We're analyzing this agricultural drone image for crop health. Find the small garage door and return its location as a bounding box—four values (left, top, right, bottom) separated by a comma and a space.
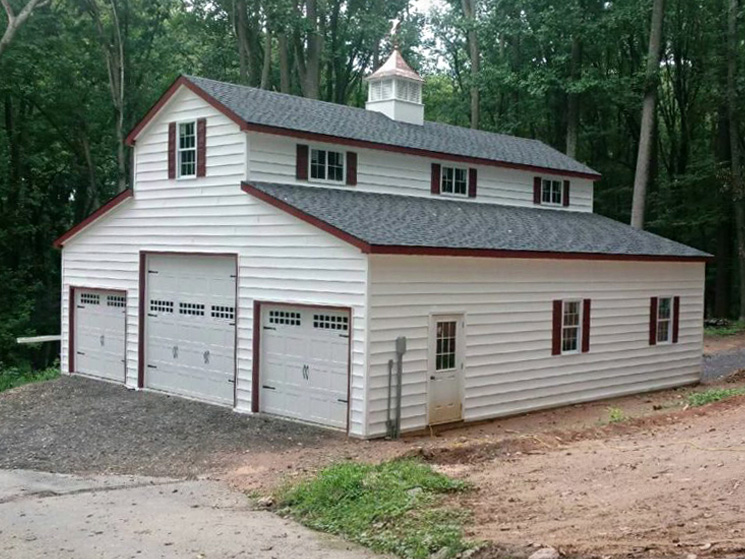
144, 254, 236, 406
260, 305, 350, 429
74, 289, 126, 382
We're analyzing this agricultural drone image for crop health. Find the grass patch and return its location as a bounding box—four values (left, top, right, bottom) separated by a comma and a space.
0, 366, 59, 393
607, 406, 627, 423
704, 320, 745, 337
274, 458, 473, 559
687, 387, 745, 407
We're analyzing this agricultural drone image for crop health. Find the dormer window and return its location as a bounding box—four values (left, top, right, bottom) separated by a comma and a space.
310, 148, 345, 182
178, 121, 197, 178
441, 166, 468, 196
534, 176, 570, 207
541, 179, 563, 205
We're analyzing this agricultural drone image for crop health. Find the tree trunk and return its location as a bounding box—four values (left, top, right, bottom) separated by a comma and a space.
630, 0, 665, 230
260, 29, 271, 89
303, 0, 322, 99
0, 0, 49, 59
566, 34, 581, 158
727, 0, 745, 320
461, 0, 480, 129
278, 32, 290, 93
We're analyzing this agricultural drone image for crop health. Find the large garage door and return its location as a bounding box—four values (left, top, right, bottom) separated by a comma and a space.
260, 305, 350, 429
74, 289, 126, 382
144, 254, 236, 406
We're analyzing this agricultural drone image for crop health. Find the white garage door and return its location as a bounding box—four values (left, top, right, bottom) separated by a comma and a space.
74, 289, 126, 382
144, 254, 236, 406
260, 305, 350, 429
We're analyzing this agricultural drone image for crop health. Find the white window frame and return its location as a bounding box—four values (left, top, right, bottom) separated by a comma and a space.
541, 178, 563, 206
440, 165, 469, 197
561, 299, 582, 355
656, 296, 674, 344
177, 120, 197, 179
309, 147, 346, 184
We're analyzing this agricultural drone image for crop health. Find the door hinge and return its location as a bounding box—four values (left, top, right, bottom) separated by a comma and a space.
262, 384, 276, 390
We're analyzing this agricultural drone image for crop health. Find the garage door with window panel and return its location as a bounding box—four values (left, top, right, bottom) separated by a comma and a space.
144, 254, 236, 406
260, 306, 350, 429
73, 289, 126, 382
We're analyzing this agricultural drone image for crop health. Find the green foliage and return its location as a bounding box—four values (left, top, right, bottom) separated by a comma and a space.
0, 365, 60, 393
704, 321, 745, 337
687, 388, 745, 407
607, 406, 627, 423
275, 459, 473, 559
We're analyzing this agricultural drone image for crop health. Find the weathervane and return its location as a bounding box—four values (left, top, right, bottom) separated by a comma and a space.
389, 18, 401, 49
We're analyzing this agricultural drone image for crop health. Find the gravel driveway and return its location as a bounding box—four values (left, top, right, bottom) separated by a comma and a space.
702, 348, 745, 382
0, 376, 341, 477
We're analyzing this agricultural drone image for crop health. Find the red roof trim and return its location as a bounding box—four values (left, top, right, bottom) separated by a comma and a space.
243, 122, 601, 181
240, 183, 372, 252
366, 245, 711, 263
53, 189, 134, 248
241, 183, 711, 263
126, 76, 601, 180
124, 76, 248, 146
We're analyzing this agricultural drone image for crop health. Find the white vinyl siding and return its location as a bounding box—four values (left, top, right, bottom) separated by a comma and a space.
247, 132, 594, 212
59, 87, 369, 437
366, 256, 703, 437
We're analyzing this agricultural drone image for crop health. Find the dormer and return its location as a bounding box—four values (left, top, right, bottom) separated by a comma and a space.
365, 49, 424, 126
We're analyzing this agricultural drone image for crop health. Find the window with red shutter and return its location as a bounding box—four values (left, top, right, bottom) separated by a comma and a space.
563, 180, 570, 207
533, 177, 542, 204
346, 152, 357, 185
196, 118, 206, 177
468, 168, 477, 198
581, 299, 591, 353
431, 163, 441, 195
168, 122, 176, 179
296, 144, 309, 180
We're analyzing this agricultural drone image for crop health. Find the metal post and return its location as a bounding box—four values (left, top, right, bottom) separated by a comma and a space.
394, 336, 406, 439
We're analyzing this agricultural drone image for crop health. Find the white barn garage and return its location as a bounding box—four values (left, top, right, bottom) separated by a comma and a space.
55, 50, 709, 438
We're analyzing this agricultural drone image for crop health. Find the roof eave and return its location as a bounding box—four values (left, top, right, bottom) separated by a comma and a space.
53, 189, 134, 249
242, 182, 710, 263
126, 77, 601, 181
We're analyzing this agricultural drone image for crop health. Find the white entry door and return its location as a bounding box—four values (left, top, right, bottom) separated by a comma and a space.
74, 289, 126, 382
144, 254, 236, 406
260, 306, 350, 429
428, 315, 464, 425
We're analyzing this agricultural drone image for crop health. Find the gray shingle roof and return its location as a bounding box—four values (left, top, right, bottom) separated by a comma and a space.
185, 75, 599, 178
245, 182, 709, 260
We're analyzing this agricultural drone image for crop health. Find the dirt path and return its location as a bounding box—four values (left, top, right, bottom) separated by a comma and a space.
442, 395, 745, 558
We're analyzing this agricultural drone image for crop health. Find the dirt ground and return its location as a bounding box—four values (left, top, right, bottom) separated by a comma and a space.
704, 331, 745, 354
227, 371, 745, 559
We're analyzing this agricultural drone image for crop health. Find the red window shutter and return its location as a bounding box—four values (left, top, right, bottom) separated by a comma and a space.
563, 180, 570, 207
167, 122, 176, 179
533, 176, 541, 204
649, 297, 658, 346
468, 168, 478, 198
346, 151, 357, 185
552, 300, 562, 355
582, 299, 591, 353
672, 296, 680, 343
196, 118, 207, 177
431, 163, 441, 194
296, 144, 309, 180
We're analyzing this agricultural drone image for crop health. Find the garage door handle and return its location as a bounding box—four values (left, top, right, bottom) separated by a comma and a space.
430, 376, 436, 380
337, 398, 348, 403
228, 378, 235, 384
262, 385, 276, 390
263, 326, 276, 331
77, 351, 85, 356
148, 313, 157, 317
147, 364, 157, 369
77, 305, 85, 309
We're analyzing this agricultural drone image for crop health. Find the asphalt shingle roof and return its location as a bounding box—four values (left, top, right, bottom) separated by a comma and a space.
245, 182, 709, 259
185, 75, 599, 178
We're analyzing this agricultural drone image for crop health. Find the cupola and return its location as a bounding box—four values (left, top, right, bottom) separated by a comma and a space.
365, 49, 424, 126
